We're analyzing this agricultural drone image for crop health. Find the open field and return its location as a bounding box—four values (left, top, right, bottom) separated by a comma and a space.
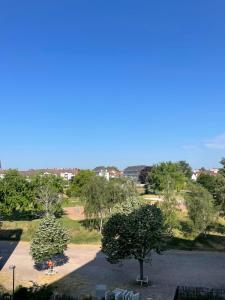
1, 241, 225, 300
2, 213, 225, 252
0, 216, 101, 244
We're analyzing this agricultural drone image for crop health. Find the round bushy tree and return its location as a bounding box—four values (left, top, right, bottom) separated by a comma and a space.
30, 215, 70, 264
102, 205, 165, 281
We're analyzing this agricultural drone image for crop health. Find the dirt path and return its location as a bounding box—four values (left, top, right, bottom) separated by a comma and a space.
1, 241, 225, 299
63, 206, 85, 220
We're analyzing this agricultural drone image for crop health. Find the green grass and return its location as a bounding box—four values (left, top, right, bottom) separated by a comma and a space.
0, 216, 100, 244
62, 197, 84, 207
1, 206, 225, 250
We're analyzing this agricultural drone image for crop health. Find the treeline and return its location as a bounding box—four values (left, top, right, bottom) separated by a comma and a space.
143, 158, 225, 235
0, 170, 65, 219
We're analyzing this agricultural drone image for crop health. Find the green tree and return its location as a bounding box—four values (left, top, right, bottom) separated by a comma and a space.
197, 173, 225, 213
219, 157, 225, 177
145, 162, 186, 232
83, 177, 138, 233
186, 183, 217, 235
0, 170, 35, 217
177, 160, 192, 179
102, 205, 165, 281
31, 174, 65, 216
36, 185, 61, 216
30, 215, 70, 264
83, 176, 109, 233
67, 170, 95, 197
31, 173, 65, 194
146, 162, 186, 193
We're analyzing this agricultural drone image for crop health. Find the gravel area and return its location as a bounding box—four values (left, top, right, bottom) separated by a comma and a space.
1, 241, 225, 300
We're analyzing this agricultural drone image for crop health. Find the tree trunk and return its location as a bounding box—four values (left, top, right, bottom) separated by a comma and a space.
99, 215, 103, 234
138, 259, 144, 280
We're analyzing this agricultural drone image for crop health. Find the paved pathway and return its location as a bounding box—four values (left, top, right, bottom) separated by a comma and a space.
1, 241, 225, 300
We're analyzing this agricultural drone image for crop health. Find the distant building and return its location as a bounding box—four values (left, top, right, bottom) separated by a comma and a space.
191, 168, 219, 181
19, 168, 80, 180
93, 166, 122, 180
123, 165, 147, 182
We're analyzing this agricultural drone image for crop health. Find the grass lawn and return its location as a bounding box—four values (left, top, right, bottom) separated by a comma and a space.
62, 197, 84, 207
2, 207, 225, 251
0, 216, 101, 244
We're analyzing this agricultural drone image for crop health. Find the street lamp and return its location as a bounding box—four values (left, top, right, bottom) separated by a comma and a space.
9, 265, 16, 299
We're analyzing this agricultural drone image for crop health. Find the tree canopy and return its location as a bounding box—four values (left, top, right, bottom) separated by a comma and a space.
67, 170, 95, 197
102, 205, 165, 281
0, 170, 35, 217
30, 215, 70, 264
186, 183, 217, 235
146, 162, 187, 193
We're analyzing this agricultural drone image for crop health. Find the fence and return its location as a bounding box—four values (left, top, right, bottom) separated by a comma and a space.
174, 286, 225, 300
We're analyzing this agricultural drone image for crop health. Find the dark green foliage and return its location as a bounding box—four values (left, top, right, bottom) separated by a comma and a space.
197, 173, 225, 212
177, 160, 193, 179
186, 183, 217, 235
146, 162, 187, 193
138, 166, 152, 184
102, 205, 165, 280
0, 170, 36, 217
67, 170, 95, 197
14, 284, 53, 300
219, 158, 225, 177
30, 215, 70, 264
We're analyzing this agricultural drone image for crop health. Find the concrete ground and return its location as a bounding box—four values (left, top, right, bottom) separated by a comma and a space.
1, 241, 225, 300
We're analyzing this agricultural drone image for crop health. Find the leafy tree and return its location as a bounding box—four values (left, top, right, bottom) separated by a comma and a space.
146, 162, 186, 193
67, 170, 95, 197
138, 166, 152, 184
197, 173, 225, 213
102, 205, 165, 281
31, 173, 65, 194
112, 195, 141, 215
106, 177, 137, 209
31, 174, 65, 216
30, 215, 70, 264
0, 170, 35, 217
177, 160, 192, 179
145, 162, 187, 232
36, 185, 61, 216
219, 157, 225, 177
83, 176, 109, 233
185, 183, 217, 235
160, 189, 179, 234
83, 177, 138, 233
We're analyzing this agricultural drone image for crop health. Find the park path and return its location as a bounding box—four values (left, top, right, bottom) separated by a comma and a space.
63, 206, 85, 220
1, 241, 225, 300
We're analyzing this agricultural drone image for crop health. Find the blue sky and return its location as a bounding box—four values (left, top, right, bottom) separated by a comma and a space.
0, 0, 225, 170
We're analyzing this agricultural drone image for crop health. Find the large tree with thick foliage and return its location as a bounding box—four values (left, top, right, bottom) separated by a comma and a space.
30, 215, 70, 264
146, 162, 187, 193
146, 162, 187, 232
197, 173, 225, 213
185, 183, 217, 235
67, 170, 95, 197
219, 158, 225, 177
0, 170, 35, 217
102, 205, 165, 281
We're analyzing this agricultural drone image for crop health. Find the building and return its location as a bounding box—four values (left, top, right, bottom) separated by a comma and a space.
123, 165, 147, 182
191, 168, 219, 181
93, 166, 122, 180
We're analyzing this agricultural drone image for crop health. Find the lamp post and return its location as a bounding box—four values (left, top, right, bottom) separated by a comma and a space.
9, 265, 16, 300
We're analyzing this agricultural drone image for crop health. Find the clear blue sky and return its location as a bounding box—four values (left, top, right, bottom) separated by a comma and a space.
1, 0, 225, 170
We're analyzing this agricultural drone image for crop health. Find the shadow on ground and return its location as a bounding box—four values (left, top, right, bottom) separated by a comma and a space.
0, 229, 22, 270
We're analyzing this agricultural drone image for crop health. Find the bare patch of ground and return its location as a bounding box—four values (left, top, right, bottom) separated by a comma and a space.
64, 206, 85, 220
